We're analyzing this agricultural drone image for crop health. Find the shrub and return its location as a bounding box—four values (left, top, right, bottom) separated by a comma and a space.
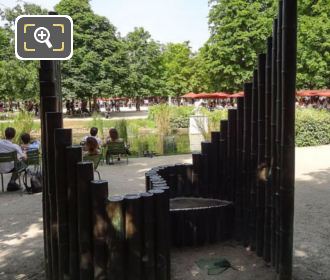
296, 109, 330, 147
149, 105, 194, 129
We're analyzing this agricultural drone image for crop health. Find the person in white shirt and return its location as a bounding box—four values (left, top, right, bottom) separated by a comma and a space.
0, 127, 27, 191
81, 127, 102, 148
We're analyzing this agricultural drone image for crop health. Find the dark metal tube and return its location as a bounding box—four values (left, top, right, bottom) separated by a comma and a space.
228, 109, 237, 203
192, 153, 202, 197
270, 18, 278, 268
275, 1, 283, 271
219, 120, 228, 200
256, 53, 266, 257
264, 37, 273, 263
211, 132, 221, 198
65, 146, 82, 279
76, 162, 94, 279
107, 196, 125, 280
201, 142, 212, 197
148, 189, 170, 280
249, 69, 258, 251
140, 192, 156, 280
39, 59, 59, 280
45, 112, 63, 280
124, 194, 143, 280
242, 83, 253, 247
279, 0, 297, 279
91, 180, 109, 280
54, 128, 72, 279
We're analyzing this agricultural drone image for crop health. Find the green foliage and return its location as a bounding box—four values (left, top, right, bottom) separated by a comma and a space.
124, 27, 164, 99
297, 0, 330, 89
56, 0, 128, 101
161, 42, 194, 98
296, 109, 330, 147
201, 108, 228, 132
114, 119, 128, 142
149, 105, 194, 129
0, 1, 41, 101
206, 0, 277, 92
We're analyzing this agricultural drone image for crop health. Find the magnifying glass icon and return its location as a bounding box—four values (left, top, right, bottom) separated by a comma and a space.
34, 27, 53, 49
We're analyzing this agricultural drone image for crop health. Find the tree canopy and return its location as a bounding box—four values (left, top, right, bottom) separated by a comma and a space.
0, 0, 328, 103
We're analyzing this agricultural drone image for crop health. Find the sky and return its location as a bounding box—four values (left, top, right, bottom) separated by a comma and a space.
0, 0, 210, 50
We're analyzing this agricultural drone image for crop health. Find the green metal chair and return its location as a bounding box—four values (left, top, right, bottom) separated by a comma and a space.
23, 149, 41, 188
83, 153, 102, 180
0, 151, 26, 192
105, 141, 129, 164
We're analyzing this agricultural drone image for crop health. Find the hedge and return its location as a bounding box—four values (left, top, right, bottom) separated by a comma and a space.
296, 109, 330, 147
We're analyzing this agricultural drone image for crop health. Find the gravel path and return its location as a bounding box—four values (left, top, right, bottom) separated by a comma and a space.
0, 146, 329, 279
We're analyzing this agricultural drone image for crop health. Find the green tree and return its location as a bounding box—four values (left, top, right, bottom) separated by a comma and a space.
161, 42, 194, 100
124, 27, 164, 109
56, 0, 128, 107
0, 3, 42, 102
189, 45, 213, 93
297, 0, 330, 89
205, 0, 277, 92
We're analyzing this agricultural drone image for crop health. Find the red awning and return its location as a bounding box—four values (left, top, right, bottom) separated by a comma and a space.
182, 92, 197, 98
297, 89, 330, 97
228, 92, 244, 98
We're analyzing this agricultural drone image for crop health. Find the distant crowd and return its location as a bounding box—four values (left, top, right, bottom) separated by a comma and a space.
296, 96, 330, 110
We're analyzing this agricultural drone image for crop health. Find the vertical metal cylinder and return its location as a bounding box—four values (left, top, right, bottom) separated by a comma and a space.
228, 109, 237, 203
76, 162, 94, 279
211, 132, 221, 198
149, 189, 170, 280
280, 1, 297, 279
46, 112, 63, 280
91, 180, 109, 280
270, 18, 278, 268
124, 194, 143, 280
140, 192, 156, 280
54, 128, 72, 279
242, 83, 253, 247
40, 95, 57, 280
184, 164, 193, 197
219, 120, 228, 200
249, 69, 258, 251
107, 196, 125, 280
275, 1, 283, 271
192, 153, 202, 197
201, 142, 212, 197
256, 53, 266, 257
264, 37, 273, 263
66, 146, 82, 279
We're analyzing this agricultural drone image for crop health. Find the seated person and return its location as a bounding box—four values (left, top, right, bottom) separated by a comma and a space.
20, 133, 41, 153
106, 127, 123, 144
82, 127, 102, 148
83, 137, 101, 156
0, 127, 26, 191
105, 128, 130, 163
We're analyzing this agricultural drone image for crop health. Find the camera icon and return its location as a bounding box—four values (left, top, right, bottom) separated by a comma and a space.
15, 15, 73, 60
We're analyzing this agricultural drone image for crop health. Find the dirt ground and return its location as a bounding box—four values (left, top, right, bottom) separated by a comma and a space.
0, 146, 329, 280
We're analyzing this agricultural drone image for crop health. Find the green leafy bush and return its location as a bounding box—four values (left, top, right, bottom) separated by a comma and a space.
149, 105, 194, 129
296, 109, 330, 147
